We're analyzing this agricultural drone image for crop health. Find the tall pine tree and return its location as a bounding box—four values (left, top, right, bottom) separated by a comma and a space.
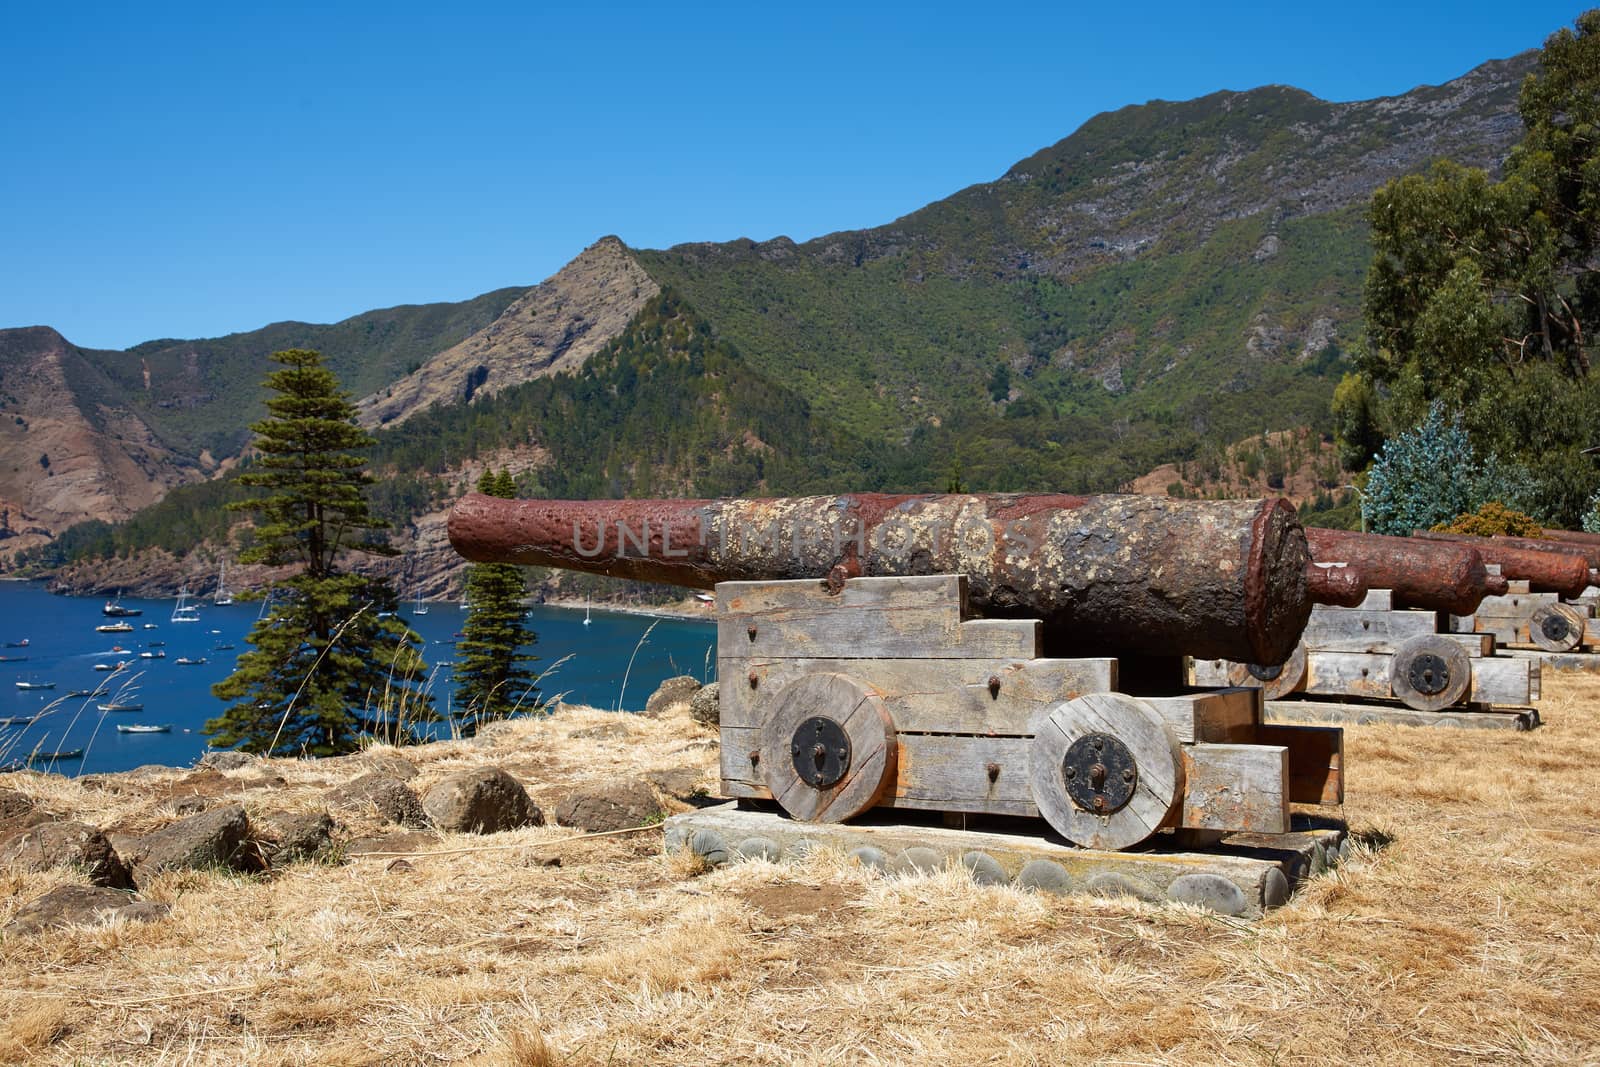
206, 349, 435, 756
453, 469, 540, 735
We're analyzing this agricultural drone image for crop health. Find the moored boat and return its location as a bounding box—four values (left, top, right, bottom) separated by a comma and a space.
14, 681, 54, 691
98, 702, 144, 712
171, 585, 200, 624
93, 661, 128, 672
96, 622, 135, 634
0, 715, 35, 726
175, 656, 207, 665
102, 593, 142, 617
138, 650, 166, 659
117, 723, 171, 734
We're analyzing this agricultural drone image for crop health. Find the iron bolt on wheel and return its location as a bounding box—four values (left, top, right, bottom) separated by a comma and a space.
1028, 692, 1182, 850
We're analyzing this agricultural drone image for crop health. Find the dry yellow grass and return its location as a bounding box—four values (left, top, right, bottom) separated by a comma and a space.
2, 682, 1600, 1065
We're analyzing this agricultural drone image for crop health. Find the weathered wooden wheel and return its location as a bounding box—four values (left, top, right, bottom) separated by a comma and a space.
1225, 642, 1308, 700
1390, 634, 1471, 712
758, 673, 897, 822
1028, 692, 1183, 850
1530, 603, 1586, 652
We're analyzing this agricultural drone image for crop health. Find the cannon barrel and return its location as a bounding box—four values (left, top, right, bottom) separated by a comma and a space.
1304, 527, 1506, 615
1537, 528, 1600, 549
449, 493, 1360, 664
1411, 530, 1591, 597
1485, 533, 1600, 573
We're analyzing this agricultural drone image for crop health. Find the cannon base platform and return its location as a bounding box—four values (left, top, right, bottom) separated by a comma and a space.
1264, 699, 1540, 731
1498, 647, 1600, 674
664, 802, 1345, 920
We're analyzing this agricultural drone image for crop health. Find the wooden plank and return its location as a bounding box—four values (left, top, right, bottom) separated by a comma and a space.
719, 604, 1039, 660
1144, 689, 1259, 744
1355, 589, 1393, 611
1187, 658, 1233, 688
1469, 656, 1534, 707
1303, 651, 1393, 700
1181, 745, 1289, 835
716, 575, 972, 619
1256, 724, 1344, 805
1263, 700, 1538, 731
1444, 633, 1494, 657
1301, 606, 1438, 653
718, 655, 1117, 735
1500, 647, 1600, 673
1505, 579, 1530, 594
886, 734, 1035, 815
1472, 591, 1561, 618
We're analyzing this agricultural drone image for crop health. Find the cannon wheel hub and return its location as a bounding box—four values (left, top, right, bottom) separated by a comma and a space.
1391, 635, 1471, 712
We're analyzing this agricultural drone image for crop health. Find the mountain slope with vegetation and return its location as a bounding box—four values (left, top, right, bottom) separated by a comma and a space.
5, 51, 1543, 580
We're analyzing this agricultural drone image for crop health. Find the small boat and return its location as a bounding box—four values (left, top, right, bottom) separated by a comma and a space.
143, 623, 159, 630
146, 641, 166, 647
172, 585, 200, 624
67, 688, 109, 698
175, 656, 207, 665
584, 602, 592, 626
33, 749, 84, 761
4, 639, 27, 648
98, 702, 144, 712
102, 593, 142, 618
14, 681, 54, 691
96, 622, 135, 634
212, 642, 235, 651
214, 561, 234, 606
0, 655, 27, 663
93, 661, 128, 673
138, 651, 166, 660
0, 715, 35, 726
117, 723, 171, 734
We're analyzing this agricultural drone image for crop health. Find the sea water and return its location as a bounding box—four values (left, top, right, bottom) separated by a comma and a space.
0, 581, 717, 776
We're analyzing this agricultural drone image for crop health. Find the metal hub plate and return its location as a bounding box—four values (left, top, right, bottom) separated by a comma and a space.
1246, 661, 1284, 682
790, 716, 852, 789
1541, 613, 1572, 642
1407, 653, 1451, 696
1061, 732, 1137, 815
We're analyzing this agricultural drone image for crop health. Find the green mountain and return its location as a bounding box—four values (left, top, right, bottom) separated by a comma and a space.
3, 51, 1538, 577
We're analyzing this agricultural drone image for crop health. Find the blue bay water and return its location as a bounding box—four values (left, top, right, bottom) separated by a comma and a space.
0, 581, 717, 776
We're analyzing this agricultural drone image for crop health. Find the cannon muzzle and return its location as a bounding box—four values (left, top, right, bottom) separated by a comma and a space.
1410, 531, 1591, 597
449, 493, 1362, 664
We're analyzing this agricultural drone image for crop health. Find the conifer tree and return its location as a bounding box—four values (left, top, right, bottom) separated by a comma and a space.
453, 469, 540, 735
206, 349, 434, 756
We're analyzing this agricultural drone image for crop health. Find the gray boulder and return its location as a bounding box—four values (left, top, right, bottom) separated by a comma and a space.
644, 675, 701, 717
263, 812, 337, 864
123, 803, 258, 878
326, 773, 429, 828
362, 753, 419, 782
199, 750, 257, 771
0, 820, 133, 889
554, 778, 663, 833
689, 682, 720, 727
0, 787, 35, 827
422, 767, 542, 834
5, 885, 169, 937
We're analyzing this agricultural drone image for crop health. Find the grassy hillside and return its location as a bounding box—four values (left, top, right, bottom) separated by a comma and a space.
65, 287, 527, 459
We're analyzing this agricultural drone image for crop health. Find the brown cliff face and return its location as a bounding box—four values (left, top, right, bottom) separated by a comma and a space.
355, 237, 659, 429
0, 327, 199, 556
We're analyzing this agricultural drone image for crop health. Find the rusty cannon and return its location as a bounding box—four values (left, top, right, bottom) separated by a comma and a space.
450, 492, 1350, 883
1410, 531, 1592, 597
1304, 527, 1506, 615
450, 492, 1364, 665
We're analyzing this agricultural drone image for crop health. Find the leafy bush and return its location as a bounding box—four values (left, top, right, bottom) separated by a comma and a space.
1362, 405, 1538, 535
1431, 501, 1543, 536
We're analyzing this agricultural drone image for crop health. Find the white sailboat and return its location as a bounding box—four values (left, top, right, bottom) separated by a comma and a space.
171, 585, 200, 624
213, 561, 233, 606
583, 602, 592, 626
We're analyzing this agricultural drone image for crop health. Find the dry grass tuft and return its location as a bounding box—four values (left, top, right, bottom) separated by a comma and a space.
0, 998, 70, 1062
3, 684, 1600, 1062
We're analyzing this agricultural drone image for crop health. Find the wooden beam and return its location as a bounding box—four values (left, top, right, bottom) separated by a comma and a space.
1180, 744, 1289, 834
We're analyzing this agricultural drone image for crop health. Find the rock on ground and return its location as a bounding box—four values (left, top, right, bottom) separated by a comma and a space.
422, 767, 542, 834
645, 675, 702, 717
5, 885, 169, 937
0, 821, 133, 888
199, 750, 257, 771
689, 682, 720, 727
0, 787, 36, 827
555, 778, 663, 833
262, 812, 337, 864
326, 774, 429, 828
121, 803, 259, 879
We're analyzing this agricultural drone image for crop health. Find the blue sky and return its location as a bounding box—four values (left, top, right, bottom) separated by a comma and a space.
0, 2, 1586, 349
